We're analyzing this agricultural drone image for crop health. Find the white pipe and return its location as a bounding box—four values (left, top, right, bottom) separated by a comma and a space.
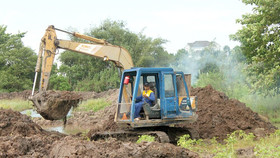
31, 72, 38, 96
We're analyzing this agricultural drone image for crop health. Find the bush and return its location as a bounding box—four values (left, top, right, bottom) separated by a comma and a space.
49, 75, 71, 91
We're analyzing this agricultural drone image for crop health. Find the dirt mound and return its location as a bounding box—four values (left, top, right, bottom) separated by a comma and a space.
50, 136, 198, 158
0, 109, 64, 157
30, 90, 82, 120
188, 85, 276, 140
76, 91, 97, 100
0, 109, 44, 136
94, 89, 119, 102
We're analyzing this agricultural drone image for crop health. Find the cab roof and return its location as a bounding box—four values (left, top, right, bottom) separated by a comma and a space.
124, 67, 174, 73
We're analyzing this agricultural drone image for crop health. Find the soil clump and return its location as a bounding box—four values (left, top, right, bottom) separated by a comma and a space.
30, 90, 82, 120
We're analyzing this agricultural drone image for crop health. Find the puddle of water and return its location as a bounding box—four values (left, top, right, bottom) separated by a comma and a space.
44, 125, 88, 135
21, 108, 86, 135
21, 108, 73, 118
21, 109, 42, 117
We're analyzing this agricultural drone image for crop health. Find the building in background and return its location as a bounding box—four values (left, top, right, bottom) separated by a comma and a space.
185, 41, 220, 52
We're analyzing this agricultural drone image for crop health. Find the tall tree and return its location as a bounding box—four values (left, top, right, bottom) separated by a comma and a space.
58, 19, 173, 92
230, 0, 280, 94
0, 25, 37, 92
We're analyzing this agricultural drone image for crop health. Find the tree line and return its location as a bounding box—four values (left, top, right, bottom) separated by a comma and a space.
0, 0, 279, 95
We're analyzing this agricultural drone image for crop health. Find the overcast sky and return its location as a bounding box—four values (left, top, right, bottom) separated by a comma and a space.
1, 0, 253, 54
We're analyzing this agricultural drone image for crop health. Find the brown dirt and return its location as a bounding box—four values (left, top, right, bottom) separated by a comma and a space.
186, 85, 277, 140
0, 108, 198, 157
0, 90, 32, 100
236, 147, 255, 158
49, 136, 198, 158
0, 108, 65, 157
30, 90, 83, 120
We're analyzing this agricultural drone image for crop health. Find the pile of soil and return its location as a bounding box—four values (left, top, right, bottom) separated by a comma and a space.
30, 90, 83, 120
187, 85, 276, 140
0, 109, 44, 137
0, 109, 64, 157
49, 136, 198, 158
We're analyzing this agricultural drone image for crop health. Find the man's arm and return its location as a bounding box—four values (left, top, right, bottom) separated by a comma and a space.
148, 92, 155, 102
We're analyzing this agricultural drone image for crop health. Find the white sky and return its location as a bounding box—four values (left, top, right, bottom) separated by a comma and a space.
1, 0, 253, 54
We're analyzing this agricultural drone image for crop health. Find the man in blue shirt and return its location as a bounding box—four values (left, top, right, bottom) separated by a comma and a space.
134, 83, 155, 120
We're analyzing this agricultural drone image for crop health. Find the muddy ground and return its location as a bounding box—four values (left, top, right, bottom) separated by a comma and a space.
0, 86, 277, 157
0, 109, 198, 157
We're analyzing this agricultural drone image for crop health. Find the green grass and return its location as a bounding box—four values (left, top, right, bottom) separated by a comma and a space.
137, 135, 155, 144
178, 130, 280, 157
0, 99, 33, 111
239, 94, 280, 128
75, 98, 111, 112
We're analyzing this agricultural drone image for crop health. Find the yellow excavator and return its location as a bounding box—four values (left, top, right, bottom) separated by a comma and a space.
30, 25, 198, 143
30, 25, 134, 120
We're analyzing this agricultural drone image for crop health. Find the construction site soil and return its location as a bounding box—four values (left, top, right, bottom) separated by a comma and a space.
0, 85, 277, 157
0, 109, 198, 157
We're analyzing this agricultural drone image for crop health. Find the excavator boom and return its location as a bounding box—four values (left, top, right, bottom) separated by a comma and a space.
30, 25, 134, 120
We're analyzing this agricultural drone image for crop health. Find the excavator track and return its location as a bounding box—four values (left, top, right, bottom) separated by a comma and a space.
90, 126, 198, 144
91, 130, 170, 143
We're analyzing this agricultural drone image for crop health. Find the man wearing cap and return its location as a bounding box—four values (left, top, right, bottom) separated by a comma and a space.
134, 83, 155, 120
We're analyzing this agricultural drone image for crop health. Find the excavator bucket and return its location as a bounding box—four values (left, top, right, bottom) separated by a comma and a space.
30, 91, 82, 120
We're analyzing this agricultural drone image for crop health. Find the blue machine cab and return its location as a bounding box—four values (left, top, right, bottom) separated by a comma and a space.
115, 67, 198, 128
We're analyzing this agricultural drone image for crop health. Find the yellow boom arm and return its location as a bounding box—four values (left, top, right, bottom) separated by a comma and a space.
32, 25, 134, 94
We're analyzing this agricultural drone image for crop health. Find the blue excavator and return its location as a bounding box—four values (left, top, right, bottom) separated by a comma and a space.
30, 26, 198, 143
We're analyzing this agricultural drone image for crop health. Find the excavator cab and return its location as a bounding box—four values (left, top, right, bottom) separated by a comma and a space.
115, 67, 197, 128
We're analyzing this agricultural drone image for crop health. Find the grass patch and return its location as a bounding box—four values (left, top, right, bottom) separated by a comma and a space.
240, 94, 280, 124
137, 135, 155, 144
0, 99, 33, 111
75, 98, 111, 112
178, 130, 280, 157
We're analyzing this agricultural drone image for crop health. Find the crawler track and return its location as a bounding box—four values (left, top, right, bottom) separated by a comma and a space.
90, 126, 199, 144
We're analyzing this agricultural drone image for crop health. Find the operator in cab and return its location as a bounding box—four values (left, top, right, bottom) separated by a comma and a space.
134, 82, 155, 120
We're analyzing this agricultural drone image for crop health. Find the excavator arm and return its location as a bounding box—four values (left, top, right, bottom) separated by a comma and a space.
30, 25, 133, 120
33, 25, 133, 94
